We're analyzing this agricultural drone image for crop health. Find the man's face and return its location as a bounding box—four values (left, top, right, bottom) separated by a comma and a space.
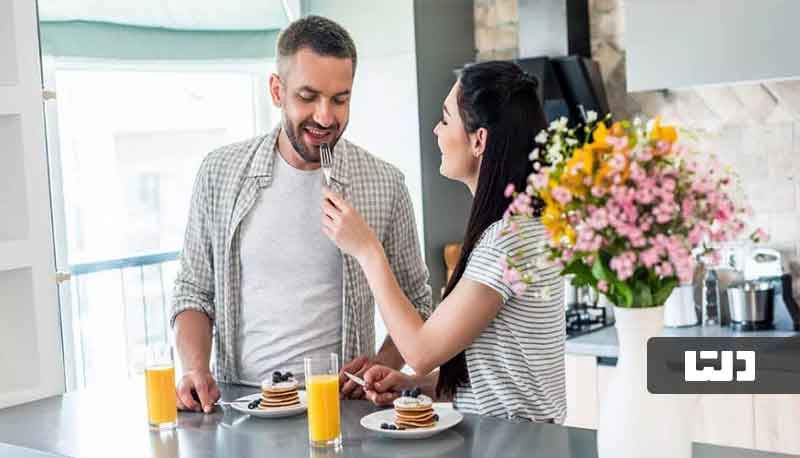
271, 48, 354, 163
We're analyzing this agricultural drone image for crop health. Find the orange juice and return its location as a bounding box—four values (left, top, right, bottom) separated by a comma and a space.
306, 374, 340, 442
145, 365, 177, 426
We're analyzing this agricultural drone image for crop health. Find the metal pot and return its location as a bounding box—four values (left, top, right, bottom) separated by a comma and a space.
726, 280, 775, 331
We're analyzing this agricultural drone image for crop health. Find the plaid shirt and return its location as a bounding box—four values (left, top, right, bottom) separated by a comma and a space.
171, 126, 433, 383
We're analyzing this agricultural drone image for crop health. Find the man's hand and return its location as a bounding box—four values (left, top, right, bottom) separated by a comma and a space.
176, 369, 220, 413
362, 365, 414, 406
339, 356, 375, 400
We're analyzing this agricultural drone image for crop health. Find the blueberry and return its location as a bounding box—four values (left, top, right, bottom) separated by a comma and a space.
401, 390, 410, 397
433, 414, 439, 421
411, 388, 421, 398
285, 371, 293, 379
248, 400, 260, 409
388, 424, 397, 430
380, 423, 389, 430
273, 371, 282, 378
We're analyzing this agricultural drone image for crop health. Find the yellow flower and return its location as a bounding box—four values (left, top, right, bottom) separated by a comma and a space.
592, 121, 609, 147
565, 146, 594, 177
650, 116, 677, 143
541, 205, 574, 245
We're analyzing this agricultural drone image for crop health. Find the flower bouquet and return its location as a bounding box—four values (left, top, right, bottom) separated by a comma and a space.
503, 113, 766, 307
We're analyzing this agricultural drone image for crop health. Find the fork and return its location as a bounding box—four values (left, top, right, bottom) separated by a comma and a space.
320, 143, 334, 186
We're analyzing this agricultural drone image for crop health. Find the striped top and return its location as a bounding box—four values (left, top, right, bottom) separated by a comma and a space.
453, 218, 566, 423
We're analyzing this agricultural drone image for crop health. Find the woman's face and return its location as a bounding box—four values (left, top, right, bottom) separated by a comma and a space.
433, 82, 482, 186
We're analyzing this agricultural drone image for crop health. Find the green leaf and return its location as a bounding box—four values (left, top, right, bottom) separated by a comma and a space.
562, 260, 594, 287
591, 257, 612, 282
653, 277, 679, 306
633, 280, 653, 307
611, 280, 634, 307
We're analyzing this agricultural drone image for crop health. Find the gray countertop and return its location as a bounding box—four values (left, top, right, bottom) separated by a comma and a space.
0, 384, 795, 458
566, 325, 799, 359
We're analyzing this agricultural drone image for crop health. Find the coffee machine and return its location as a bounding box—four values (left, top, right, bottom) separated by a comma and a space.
734, 248, 800, 331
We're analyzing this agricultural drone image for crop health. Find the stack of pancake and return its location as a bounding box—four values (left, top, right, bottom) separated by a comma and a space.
393, 394, 438, 429
259, 374, 300, 409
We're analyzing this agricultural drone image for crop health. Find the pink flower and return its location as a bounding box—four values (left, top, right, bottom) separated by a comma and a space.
504, 183, 515, 198
587, 208, 609, 230
750, 228, 770, 243
597, 280, 609, 293
610, 252, 637, 281
552, 186, 573, 205
530, 171, 549, 190
503, 266, 521, 285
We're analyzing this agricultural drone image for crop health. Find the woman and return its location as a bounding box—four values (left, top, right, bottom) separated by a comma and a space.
322, 61, 566, 422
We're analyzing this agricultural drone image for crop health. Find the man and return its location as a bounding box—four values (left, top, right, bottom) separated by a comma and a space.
171, 15, 432, 413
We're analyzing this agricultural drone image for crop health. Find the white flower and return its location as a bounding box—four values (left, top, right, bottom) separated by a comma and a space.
586, 110, 598, 123
646, 118, 655, 134
529, 148, 540, 161
557, 117, 569, 130
566, 138, 578, 146
633, 117, 643, 127
547, 143, 561, 157
535, 130, 548, 144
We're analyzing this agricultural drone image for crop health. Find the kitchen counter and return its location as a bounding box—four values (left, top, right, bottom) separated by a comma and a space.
566, 324, 799, 359
0, 384, 796, 458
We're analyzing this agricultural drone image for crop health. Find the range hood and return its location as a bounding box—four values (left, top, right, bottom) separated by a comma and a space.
514, 0, 609, 126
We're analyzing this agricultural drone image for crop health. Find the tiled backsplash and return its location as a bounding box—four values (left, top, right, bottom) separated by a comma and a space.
475, 0, 800, 261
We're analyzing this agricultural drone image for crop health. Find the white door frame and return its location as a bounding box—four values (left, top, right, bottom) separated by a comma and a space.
0, 0, 65, 408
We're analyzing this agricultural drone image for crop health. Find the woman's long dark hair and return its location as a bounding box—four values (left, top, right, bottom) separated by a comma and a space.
436, 61, 549, 399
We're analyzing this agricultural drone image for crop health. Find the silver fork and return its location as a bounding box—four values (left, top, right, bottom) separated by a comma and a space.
320, 143, 334, 186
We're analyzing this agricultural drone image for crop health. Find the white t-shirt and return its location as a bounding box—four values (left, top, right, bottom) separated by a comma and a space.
236, 151, 343, 385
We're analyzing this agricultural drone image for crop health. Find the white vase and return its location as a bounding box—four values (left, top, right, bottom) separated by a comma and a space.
596, 305, 693, 458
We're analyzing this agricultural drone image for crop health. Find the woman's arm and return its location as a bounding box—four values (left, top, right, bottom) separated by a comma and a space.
359, 245, 504, 375
322, 189, 504, 376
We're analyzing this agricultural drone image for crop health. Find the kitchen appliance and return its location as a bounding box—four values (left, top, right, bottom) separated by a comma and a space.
664, 284, 698, 327
726, 280, 775, 331
744, 248, 783, 280
729, 248, 800, 331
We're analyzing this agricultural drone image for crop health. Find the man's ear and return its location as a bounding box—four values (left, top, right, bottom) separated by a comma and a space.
471, 127, 488, 159
269, 73, 283, 108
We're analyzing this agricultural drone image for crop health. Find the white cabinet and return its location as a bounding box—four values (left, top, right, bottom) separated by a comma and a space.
693, 395, 755, 449
564, 354, 598, 429
566, 354, 796, 454
754, 395, 800, 454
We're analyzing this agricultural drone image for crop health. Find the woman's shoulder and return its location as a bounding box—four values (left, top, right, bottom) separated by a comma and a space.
478, 218, 547, 251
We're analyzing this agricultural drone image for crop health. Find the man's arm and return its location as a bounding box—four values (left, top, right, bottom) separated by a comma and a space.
383, 181, 434, 321
171, 157, 219, 413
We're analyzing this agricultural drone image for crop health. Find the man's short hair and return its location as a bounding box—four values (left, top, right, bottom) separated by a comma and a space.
276, 15, 357, 77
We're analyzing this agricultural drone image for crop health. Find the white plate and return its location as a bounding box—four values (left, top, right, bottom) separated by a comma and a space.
360, 407, 463, 440
230, 391, 307, 418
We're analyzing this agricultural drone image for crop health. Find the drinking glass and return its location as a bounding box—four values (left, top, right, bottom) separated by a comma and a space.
304, 353, 341, 449
145, 343, 178, 430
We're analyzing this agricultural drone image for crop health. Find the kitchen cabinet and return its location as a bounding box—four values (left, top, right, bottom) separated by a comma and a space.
754, 394, 800, 454
566, 354, 797, 454
564, 354, 598, 429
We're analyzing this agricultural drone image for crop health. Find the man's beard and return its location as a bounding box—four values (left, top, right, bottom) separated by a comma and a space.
282, 115, 342, 164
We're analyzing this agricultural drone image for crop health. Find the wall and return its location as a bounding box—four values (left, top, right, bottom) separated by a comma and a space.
475, 0, 800, 262
414, 0, 476, 303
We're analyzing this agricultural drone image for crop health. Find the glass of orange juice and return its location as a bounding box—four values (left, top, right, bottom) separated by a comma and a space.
304, 353, 341, 449
145, 343, 177, 430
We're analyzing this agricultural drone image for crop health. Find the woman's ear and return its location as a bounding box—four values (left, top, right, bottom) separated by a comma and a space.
471, 127, 488, 159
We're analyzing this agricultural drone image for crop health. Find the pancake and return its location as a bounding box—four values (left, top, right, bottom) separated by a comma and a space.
259, 376, 300, 409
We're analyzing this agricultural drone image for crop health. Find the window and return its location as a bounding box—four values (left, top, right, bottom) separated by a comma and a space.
46, 60, 276, 389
